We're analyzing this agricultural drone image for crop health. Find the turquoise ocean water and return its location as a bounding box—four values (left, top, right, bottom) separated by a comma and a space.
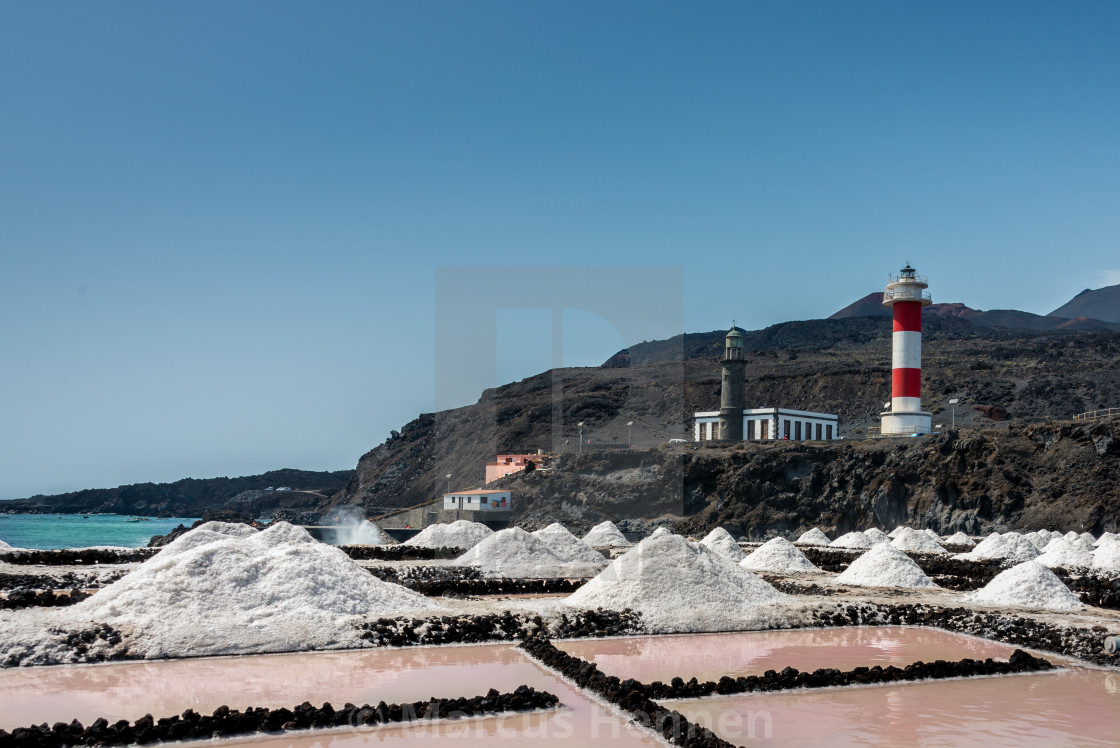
0, 514, 200, 550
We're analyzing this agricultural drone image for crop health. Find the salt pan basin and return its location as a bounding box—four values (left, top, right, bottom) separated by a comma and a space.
0, 644, 659, 747
557, 626, 1021, 683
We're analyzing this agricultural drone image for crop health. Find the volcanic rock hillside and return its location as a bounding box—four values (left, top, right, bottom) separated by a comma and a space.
498, 422, 1120, 538
333, 317, 1120, 515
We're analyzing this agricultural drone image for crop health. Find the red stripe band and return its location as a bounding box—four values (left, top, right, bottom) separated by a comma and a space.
892, 367, 921, 398
893, 302, 922, 333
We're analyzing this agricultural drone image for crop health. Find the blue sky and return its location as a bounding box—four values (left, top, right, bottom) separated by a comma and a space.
2, 1, 1118, 498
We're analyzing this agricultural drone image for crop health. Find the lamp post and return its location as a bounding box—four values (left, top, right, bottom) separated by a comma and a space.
627, 421, 634, 447
577, 422, 584, 455
949, 398, 959, 430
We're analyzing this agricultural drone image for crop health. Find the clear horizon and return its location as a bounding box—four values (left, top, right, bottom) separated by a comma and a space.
2, 1, 1118, 499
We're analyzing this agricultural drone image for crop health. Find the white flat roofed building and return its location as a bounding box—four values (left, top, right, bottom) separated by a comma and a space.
694, 407, 839, 442
443, 489, 511, 511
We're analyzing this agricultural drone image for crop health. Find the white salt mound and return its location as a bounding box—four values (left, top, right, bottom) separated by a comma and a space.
72, 522, 441, 658
0, 539, 10, 550
795, 528, 830, 545
887, 526, 908, 539
891, 527, 947, 554
1036, 538, 1095, 569
1091, 539, 1120, 572
741, 537, 820, 573
830, 531, 872, 549
565, 534, 790, 633
964, 561, 1082, 611
1023, 531, 1048, 550
863, 528, 891, 545
699, 527, 746, 562
153, 521, 259, 560
649, 527, 672, 539
454, 527, 604, 578
403, 520, 493, 550
582, 521, 632, 547
835, 543, 937, 589
943, 531, 975, 548
922, 529, 941, 542
1063, 531, 1079, 542
532, 523, 610, 565
955, 533, 1042, 564
1094, 532, 1117, 547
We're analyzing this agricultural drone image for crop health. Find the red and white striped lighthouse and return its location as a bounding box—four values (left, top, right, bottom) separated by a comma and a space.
880, 263, 933, 435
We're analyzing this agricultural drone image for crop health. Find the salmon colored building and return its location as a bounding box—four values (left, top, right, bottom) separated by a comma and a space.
485, 454, 539, 484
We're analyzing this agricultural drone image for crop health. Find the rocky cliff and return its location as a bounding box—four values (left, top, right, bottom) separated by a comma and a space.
497, 422, 1119, 538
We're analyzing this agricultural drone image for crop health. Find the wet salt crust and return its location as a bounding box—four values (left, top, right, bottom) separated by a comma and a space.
565, 534, 789, 633
403, 520, 493, 550
830, 531, 872, 549
699, 527, 746, 562
834, 543, 936, 589
795, 528, 830, 545
531, 523, 610, 566
6, 522, 443, 661
741, 537, 820, 573
454, 527, 605, 578
964, 561, 1083, 611
890, 527, 947, 554
582, 521, 631, 547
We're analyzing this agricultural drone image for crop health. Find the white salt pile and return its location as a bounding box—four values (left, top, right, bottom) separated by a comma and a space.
404, 520, 493, 550
649, 527, 672, 539
1036, 537, 1095, 569
1092, 539, 1120, 571
964, 561, 1082, 611
1078, 531, 1097, 546
532, 523, 610, 566
0, 539, 10, 550
887, 526, 908, 539
863, 528, 891, 545
1023, 531, 1049, 550
955, 532, 1042, 564
890, 527, 947, 554
795, 528, 830, 545
69, 522, 441, 658
1094, 532, 1117, 547
834, 543, 937, 589
922, 529, 941, 542
565, 534, 790, 633
454, 527, 605, 578
699, 527, 746, 562
943, 531, 975, 548
582, 521, 632, 547
153, 521, 259, 560
830, 531, 872, 549
741, 537, 820, 573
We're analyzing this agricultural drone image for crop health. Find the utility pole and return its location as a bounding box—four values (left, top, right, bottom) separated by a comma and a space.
949, 398, 959, 430
578, 422, 584, 455
627, 421, 633, 447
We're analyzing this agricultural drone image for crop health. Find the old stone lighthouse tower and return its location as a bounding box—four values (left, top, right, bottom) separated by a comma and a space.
718, 325, 746, 440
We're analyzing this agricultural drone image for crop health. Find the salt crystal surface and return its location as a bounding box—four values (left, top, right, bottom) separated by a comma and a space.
649, 527, 672, 539
532, 523, 610, 565
0, 540, 9, 550
153, 521, 258, 560
65, 522, 442, 659
943, 531, 975, 548
863, 528, 890, 545
955, 533, 1042, 564
699, 527, 746, 562
1078, 532, 1096, 546
890, 527, 947, 554
1036, 538, 1095, 569
1094, 532, 1117, 547
887, 526, 908, 539
403, 520, 493, 550
582, 521, 632, 547
922, 529, 941, 542
964, 561, 1082, 611
834, 543, 936, 589
741, 538, 820, 573
1023, 531, 1048, 550
795, 528, 830, 545
830, 531, 871, 549
565, 534, 790, 633
454, 527, 604, 578
1091, 540, 1120, 571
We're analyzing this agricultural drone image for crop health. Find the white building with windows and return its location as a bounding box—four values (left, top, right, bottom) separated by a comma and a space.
442, 489, 511, 511
694, 407, 839, 442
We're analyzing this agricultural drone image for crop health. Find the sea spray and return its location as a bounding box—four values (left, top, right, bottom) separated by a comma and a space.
323, 506, 385, 546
